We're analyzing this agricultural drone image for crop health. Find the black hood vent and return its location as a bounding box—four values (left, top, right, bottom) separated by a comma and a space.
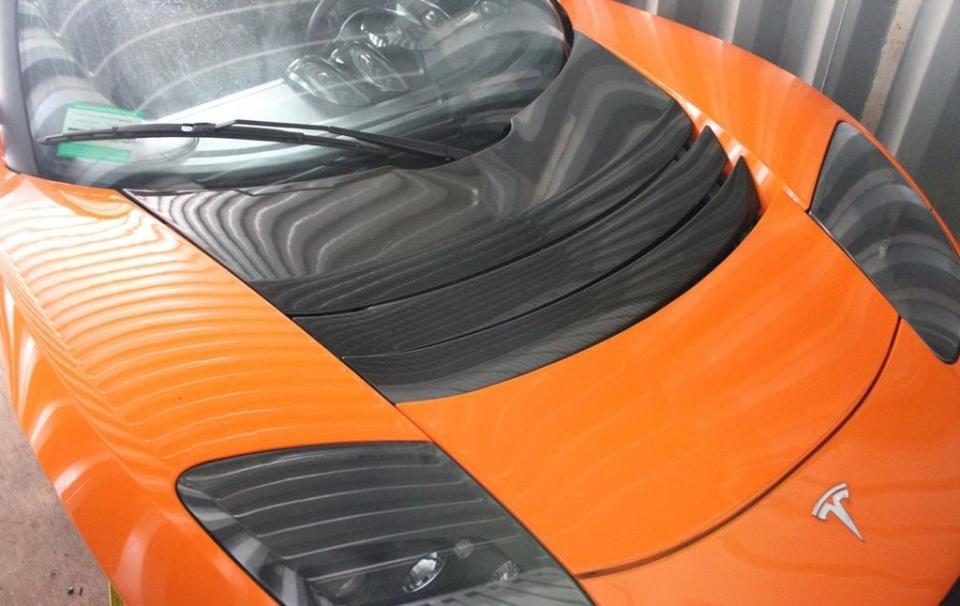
129, 34, 758, 402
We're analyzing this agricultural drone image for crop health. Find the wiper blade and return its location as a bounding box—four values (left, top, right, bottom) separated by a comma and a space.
226, 119, 471, 161
39, 119, 471, 161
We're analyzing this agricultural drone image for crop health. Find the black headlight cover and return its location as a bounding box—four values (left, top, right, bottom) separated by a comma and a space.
177, 443, 591, 605
810, 122, 960, 363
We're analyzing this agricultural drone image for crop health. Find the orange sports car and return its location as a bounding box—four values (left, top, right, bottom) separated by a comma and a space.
1, 0, 958, 604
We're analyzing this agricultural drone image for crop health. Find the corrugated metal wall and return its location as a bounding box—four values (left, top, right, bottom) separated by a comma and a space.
625, 0, 960, 237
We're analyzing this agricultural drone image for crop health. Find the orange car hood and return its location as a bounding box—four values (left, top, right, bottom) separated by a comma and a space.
0, 0, 901, 586
400, 195, 898, 575
396, 0, 900, 576
390, 0, 884, 576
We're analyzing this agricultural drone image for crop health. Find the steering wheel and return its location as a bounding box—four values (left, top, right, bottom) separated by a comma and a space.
293, 0, 454, 107
305, 0, 452, 46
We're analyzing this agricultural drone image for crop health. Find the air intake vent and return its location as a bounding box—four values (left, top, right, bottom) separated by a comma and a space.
128, 35, 759, 401
330, 138, 758, 401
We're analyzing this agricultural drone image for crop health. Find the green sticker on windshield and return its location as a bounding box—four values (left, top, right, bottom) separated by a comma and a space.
57, 102, 145, 164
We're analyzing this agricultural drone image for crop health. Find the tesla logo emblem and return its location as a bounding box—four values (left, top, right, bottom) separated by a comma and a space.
812, 482, 863, 541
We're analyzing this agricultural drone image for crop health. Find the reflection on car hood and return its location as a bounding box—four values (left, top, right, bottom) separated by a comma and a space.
117, 30, 898, 578
131, 35, 753, 401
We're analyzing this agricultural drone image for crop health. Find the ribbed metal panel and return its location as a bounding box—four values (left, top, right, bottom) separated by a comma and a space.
621, 0, 960, 239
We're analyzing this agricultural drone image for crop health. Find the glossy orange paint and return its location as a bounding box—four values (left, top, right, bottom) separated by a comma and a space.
558, 0, 845, 212
0, 2, 956, 605
556, 0, 960, 249
401, 193, 898, 575
398, 0, 956, 588
582, 323, 960, 604
0, 166, 426, 605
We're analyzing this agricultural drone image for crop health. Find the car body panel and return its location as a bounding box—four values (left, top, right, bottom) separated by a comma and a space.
0, 167, 425, 605
562, 0, 960, 252
127, 35, 715, 402
400, 194, 898, 574
560, 0, 844, 212
580, 323, 960, 604
0, 0, 955, 604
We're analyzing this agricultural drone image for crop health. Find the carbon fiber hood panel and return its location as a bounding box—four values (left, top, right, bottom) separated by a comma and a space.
129, 34, 758, 401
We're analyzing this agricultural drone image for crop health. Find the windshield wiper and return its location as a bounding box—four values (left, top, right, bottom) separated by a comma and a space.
39, 119, 471, 161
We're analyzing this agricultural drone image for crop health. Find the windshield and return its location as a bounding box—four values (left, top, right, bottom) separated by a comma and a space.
17, 0, 568, 189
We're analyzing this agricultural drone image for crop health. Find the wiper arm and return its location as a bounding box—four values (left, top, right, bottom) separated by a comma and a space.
223, 119, 471, 161
39, 119, 471, 161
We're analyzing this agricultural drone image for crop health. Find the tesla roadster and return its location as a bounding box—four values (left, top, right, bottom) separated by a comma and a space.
1, 0, 958, 604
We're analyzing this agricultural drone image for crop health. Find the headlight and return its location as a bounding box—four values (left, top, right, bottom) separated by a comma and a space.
811, 122, 960, 362
177, 443, 591, 605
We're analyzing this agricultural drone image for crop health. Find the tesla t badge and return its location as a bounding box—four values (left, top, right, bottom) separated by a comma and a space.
812, 482, 864, 541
